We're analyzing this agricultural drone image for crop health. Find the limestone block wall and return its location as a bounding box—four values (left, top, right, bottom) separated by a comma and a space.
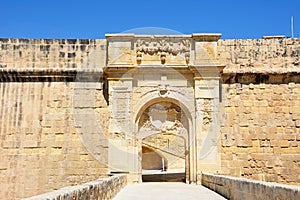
0, 38, 109, 199
0, 81, 109, 199
0, 38, 106, 70
218, 38, 300, 73
219, 38, 300, 185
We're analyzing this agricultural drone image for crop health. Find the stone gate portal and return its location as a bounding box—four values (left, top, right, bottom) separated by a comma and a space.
106, 33, 223, 183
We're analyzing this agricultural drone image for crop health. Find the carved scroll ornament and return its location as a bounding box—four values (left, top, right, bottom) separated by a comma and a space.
136, 39, 191, 64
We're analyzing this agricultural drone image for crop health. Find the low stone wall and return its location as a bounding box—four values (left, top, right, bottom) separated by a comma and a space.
23, 175, 127, 200
202, 173, 300, 200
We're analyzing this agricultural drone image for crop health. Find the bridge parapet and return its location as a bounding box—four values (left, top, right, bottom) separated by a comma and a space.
23, 175, 127, 200
202, 173, 300, 200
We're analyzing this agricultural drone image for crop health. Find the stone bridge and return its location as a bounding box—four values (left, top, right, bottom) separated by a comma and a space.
24, 173, 300, 200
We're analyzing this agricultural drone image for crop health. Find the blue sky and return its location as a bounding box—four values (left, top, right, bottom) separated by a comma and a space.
0, 0, 299, 39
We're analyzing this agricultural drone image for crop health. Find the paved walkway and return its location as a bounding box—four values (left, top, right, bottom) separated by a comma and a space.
114, 182, 227, 200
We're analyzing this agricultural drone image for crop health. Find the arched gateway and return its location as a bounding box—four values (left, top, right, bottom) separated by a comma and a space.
105, 33, 224, 183
137, 99, 191, 182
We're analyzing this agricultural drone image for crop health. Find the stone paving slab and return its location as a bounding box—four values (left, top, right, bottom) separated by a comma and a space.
113, 182, 227, 200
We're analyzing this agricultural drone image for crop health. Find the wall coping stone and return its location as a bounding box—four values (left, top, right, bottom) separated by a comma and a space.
202, 173, 300, 200
22, 175, 127, 200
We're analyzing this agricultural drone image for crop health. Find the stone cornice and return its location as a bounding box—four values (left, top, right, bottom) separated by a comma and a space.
0, 68, 103, 82
192, 33, 222, 41
189, 64, 226, 75
222, 72, 300, 84
222, 68, 300, 74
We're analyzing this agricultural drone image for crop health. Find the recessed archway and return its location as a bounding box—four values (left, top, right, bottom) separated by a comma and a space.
137, 100, 190, 182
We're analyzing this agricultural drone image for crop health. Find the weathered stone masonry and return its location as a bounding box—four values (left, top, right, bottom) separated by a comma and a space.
24, 175, 127, 200
0, 35, 300, 199
219, 38, 300, 185
0, 39, 108, 199
202, 173, 300, 199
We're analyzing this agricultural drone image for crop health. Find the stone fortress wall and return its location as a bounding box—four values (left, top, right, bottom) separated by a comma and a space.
0, 39, 108, 199
0, 36, 299, 199
219, 38, 300, 184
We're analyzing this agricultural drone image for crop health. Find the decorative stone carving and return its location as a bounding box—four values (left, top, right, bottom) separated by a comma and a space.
135, 38, 191, 64
141, 119, 184, 134
158, 84, 169, 98
161, 120, 185, 134
160, 52, 166, 64
139, 103, 187, 139
139, 102, 188, 159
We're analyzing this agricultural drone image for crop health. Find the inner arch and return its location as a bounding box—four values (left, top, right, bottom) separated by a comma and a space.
138, 100, 189, 182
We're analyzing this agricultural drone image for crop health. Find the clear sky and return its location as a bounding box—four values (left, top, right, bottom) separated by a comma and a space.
0, 0, 299, 39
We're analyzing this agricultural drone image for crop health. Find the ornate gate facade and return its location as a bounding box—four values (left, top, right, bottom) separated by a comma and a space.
105, 33, 224, 183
